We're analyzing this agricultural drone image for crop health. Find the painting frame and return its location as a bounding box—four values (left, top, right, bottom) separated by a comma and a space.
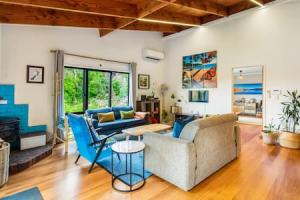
138, 74, 150, 89
234, 83, 263, 95
182, 51, 217, 89
26, 65, 45, 84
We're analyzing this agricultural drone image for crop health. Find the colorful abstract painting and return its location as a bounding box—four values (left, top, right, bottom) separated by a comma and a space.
234, 83, 263, 95
182, 51, 217, 89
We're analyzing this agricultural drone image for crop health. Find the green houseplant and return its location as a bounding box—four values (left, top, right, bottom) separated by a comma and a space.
261, 120, 279, 145
279, 90, 300, 149
162, 109, 169, 123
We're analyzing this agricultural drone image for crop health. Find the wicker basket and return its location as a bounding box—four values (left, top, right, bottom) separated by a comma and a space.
0, 142, 10, 187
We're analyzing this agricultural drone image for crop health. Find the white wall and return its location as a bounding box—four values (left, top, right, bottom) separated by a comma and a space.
0, 25, 165, 133
163, 0, 300, 125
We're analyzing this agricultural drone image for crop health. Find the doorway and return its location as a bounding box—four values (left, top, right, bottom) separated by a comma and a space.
232, 66, 264, 125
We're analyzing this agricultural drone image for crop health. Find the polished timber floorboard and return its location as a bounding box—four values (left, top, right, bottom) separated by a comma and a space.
1, 124, 300, 200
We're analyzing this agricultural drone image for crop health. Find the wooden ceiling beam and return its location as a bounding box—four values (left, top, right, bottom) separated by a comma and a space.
162, 32, 173, 37
228, 0, 265, 15
137, 0, 175, 18
249, 0, 264, 6
0, 3, 123, 28
104, 0, 177, 37
99, 29, 114, 37
120, 21, 184, 33
157, 0, 228, 17
0, 3, 182, 35
145, 9, 201, 26
201, 14, 222, 24
201, 0, 273, 24
0, 0, 138, 18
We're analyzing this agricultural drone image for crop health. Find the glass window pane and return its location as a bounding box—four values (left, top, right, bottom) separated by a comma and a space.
112, 72, 129, 107
88, 71, 110, 109
64, 68, 84, 113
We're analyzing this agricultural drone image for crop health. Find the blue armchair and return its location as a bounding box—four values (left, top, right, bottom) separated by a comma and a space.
68, 114, 119, 173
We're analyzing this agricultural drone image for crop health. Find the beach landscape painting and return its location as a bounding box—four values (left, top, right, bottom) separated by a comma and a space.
182, 51, 217, 89
234, 83, 263, 95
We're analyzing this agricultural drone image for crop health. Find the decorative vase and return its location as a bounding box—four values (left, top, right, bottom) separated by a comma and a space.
0, 142, 10, 187
261, 132, 278, 145
279, 131, 300, 149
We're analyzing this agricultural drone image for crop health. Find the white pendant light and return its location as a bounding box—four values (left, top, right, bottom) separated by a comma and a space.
238, 70, 244, 80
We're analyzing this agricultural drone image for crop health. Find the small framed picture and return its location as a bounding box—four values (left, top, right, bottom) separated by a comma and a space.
138, 74, 150, 89
27, 65, 44, 84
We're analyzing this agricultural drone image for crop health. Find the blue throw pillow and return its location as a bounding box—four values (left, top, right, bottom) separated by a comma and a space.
172, 116, 194, 138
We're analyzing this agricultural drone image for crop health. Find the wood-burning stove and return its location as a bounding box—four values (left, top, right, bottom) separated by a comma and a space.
0, 117, 20, 150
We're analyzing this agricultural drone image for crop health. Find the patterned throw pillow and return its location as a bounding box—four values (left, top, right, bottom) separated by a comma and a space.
120, 110, 135, 119
97, 112, 115, 123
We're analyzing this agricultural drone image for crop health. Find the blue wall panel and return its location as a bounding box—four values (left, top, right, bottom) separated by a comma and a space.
0, 84, 47, 134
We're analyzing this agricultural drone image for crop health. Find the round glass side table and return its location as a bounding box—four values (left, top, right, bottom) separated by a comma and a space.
111, 140, 146, 192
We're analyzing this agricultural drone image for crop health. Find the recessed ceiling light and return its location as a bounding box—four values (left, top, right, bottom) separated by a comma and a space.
137, 18, 200, 27
249, 0, 264, 7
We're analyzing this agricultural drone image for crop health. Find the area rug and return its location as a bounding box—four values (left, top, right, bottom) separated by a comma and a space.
0, 187, 43, 200
98, 148, 152, 185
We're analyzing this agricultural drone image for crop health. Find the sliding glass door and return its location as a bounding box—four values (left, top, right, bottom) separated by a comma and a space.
88, 71, 110, 109
112, 72, 129, 107
64, 68, 84, 113
64, 67, 129, 114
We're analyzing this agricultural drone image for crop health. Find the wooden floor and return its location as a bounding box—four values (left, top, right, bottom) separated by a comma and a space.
1, 124, 300, 200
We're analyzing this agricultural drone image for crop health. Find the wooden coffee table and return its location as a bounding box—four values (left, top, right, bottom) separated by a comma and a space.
123, 124, 172, 141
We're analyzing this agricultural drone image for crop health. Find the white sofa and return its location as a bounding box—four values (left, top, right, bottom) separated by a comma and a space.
144, 114, 241, 191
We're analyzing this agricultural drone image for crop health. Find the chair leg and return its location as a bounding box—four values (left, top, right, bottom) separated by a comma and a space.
88, 159, 97, 174
117, 153, 120, 160
75, 155, 81, 164
88, 139, 107, 174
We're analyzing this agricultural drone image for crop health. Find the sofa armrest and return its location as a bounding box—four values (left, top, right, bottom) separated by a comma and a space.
143, 132, 196, 191
91, 119, 99, 128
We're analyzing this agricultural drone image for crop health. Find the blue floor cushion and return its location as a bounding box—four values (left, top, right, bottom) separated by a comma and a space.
0, 187, 43, 200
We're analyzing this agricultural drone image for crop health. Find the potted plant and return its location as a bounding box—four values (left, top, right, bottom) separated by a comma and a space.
279, 90, 300, 149
261, 120, 279, 145
162, 109, 169, 123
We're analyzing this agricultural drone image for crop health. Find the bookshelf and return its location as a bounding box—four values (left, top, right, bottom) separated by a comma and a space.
136, 100, 160, 123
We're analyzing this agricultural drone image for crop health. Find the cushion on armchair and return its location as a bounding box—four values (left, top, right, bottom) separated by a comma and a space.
173, 116, 194, 138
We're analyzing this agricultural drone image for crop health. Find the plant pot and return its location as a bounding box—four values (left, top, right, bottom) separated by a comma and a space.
261, 132, 278, 145
279, 131, 300, 149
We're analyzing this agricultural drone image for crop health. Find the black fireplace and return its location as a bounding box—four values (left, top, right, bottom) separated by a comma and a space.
0, 117, 20, 150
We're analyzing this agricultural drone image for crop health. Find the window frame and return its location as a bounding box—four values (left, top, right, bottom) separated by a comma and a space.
64, 66, 130, 114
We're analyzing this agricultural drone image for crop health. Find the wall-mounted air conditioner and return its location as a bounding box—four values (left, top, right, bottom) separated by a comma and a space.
142, 49, 165, 61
